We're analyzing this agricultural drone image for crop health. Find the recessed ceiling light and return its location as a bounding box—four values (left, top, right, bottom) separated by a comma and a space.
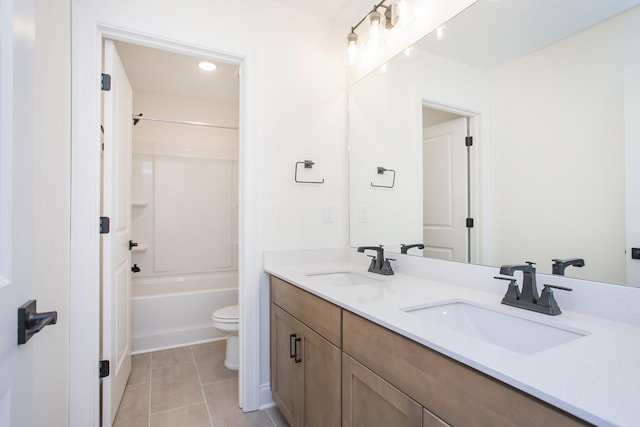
198, 61, 217, 71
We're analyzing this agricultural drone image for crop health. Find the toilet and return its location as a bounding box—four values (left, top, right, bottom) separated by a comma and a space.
211, 304, 239, 370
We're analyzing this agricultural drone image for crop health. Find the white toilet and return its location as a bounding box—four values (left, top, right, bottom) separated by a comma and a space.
211, 304, 239, 370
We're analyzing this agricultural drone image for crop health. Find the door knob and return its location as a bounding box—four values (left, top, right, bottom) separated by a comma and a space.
129, 240, 138, 250
18, 300, 57, 345
131, 264, 141, 273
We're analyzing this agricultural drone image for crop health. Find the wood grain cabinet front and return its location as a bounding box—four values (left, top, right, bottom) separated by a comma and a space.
342, 311, 589, 427
270, 276, 342, 427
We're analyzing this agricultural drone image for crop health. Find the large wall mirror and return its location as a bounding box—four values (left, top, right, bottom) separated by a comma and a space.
349, 0, 640, 286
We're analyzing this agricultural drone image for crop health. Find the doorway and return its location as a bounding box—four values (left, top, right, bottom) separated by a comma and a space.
100, 38, 241, 424
421, 105, 478, 263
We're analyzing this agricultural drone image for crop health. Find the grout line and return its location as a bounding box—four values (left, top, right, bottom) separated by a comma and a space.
191, 345, 215, 426
148, 353, 152, 427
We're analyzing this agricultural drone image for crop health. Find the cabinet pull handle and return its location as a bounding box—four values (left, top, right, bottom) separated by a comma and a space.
294, 337, 302, 363
289, 334, 297, 358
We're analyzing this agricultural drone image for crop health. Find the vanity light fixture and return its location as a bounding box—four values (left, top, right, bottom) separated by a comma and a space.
198, 60, 217, 71
347, 0, 412, 64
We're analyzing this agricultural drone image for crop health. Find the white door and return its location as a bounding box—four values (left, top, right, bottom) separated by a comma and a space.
422, 117, 468, 262
102, 39, 133, 426
1, 0, 68, 425
625, 64, 640, 286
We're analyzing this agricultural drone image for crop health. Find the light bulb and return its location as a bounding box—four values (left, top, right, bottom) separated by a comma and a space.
347, 32, 359, 66
367, 11, 383, 49
198, 61, 217, 71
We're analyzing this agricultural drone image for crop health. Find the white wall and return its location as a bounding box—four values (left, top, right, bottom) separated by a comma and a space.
34, 0, 70, 425
490, 7, 640, 283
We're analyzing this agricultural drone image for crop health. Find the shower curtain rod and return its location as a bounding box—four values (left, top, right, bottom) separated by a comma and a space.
131, 114, 238, 130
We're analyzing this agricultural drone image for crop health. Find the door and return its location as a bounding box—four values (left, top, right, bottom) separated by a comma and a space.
1, 0, 68, 424
625, 64, 640, 285
270, 304, 299, 427
422, 118, 468, 262
298, 322, 341, 427
102, 39, 133, 426
342, 354, 422, 427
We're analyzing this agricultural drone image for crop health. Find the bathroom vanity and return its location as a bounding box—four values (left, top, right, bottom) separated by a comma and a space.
265, 250, 640, 427
270, 275, 584, 427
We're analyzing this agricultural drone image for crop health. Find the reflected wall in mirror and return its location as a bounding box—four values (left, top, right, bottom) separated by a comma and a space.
348, 0, 640, 286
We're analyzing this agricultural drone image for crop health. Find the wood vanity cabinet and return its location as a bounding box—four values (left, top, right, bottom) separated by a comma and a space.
270, 276, 342, 427
270, 276, 590, 427
342, 311, 589, 427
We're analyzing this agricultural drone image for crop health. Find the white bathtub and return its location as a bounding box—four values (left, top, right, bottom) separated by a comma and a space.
131, 272, 238, 353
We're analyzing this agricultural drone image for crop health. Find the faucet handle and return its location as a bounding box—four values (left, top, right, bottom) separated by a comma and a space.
525, 261, 536, 268
543, 284, 572, 292
381, 258, 395, 275
538, 284, 573, 315
494, 276, 520, 301
366, 254, 377, 270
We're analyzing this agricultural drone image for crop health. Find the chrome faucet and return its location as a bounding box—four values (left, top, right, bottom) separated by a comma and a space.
496, 262, 572, 315
357, 245, 395, 275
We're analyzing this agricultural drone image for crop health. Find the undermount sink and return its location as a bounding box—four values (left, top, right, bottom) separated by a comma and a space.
405, 301, 588, 355
305, 271, 381, 286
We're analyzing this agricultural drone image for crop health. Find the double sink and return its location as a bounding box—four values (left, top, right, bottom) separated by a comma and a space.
305, 271, 588, 355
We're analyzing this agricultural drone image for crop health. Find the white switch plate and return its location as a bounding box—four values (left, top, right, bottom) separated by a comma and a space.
358, 205, 369, 223
323, 204, 335, 223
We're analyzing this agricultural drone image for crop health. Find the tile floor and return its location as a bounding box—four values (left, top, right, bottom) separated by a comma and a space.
113, 340, 289, 427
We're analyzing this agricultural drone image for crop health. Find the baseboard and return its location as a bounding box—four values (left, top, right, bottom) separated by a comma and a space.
258, 382, 275, 410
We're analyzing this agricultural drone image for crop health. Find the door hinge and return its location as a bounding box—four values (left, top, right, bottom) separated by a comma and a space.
101, 73, 111, 91
99, 360, 110, 378
100, 217, 110, 234
465, 136, 473, 147
466, 218, 474, 228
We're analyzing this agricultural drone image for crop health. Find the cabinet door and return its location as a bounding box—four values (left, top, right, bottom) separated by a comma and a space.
270, 304, 300, 427
298, 322, 342, 427
343, 354, 422, 427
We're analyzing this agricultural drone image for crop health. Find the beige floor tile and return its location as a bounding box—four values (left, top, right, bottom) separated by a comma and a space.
192, 341, 237, 385
150, 402, 211, 427
128, 353, 151, 386
113, 383, 150, 427
204, 378, 274, 427
151, 362, 204, 414
151, 346, 194, 369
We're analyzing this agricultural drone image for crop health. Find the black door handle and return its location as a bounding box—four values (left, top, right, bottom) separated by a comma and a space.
18, 300, 58, 345
129, 240, 138, 250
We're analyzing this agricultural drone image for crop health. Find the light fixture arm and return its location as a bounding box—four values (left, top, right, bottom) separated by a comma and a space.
350, 0, 388, 33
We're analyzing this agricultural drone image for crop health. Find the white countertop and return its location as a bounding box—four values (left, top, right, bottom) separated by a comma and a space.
265, 261, 640, 427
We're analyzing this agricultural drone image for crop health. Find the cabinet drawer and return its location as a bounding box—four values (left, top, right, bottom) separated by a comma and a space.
343, 311, 588, 427
270, 275, 342, 348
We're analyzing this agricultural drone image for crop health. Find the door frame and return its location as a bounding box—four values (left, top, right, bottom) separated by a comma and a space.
70, 14, 261, 425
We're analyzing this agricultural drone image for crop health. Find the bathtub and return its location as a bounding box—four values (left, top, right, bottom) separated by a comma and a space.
131, 271, 238, 353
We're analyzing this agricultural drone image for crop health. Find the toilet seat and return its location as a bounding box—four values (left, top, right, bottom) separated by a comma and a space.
212, 304, 239, 323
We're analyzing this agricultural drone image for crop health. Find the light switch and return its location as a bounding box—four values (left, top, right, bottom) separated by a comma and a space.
323, 204, 335, 223
358, 205, 368, 223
